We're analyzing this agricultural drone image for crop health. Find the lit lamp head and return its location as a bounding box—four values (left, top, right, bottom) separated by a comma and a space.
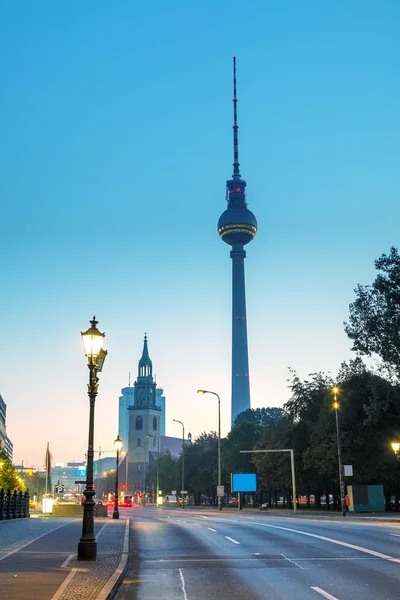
81, 316, 106, 367
391, 442, 400, 454
332, 386, 340, 409
197, 389, 206, 395
114, 434, 123, 454
188, 432, 192, 444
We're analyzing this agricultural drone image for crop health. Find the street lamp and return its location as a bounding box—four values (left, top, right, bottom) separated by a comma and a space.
197, 390, 222, 511
332, 386, 346, 517
172, 419, 186, 509
113, 435, 123, 519
146, 434, 160, 504
78, 316, 107, 561
391, 442, 400, 460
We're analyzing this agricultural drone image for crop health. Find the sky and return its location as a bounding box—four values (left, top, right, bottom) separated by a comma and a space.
1, 1, 399, 467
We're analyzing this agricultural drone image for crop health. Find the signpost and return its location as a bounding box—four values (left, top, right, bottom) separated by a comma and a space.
217, 485, 225, 497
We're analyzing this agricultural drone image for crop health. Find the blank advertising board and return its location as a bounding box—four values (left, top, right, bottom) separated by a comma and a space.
231, 473, 256, 493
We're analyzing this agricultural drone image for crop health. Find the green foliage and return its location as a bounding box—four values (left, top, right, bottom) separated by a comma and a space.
0, 452, 26, 492
234, 407, 284, 427
152, 450, 179, 493
345, 247, 400, 379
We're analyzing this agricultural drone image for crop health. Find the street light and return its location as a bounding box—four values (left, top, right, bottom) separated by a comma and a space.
78, 316, 107, 562
391, 442, 400, 460
146, 434, 160, 504
197, 390, 222, 511
172, 419, 186, 509
332, 386, 346, 517
113, 435, 123, 519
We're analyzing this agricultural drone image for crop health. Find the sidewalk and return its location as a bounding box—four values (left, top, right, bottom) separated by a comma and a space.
0, 517, 129, 600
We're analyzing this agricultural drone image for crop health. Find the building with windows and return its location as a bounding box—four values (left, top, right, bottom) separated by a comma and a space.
118, 384, 134, 450
155, 388, 166, 436
0, 394, 13, 460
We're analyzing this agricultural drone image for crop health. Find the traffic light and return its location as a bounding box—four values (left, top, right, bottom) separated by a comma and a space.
152, 493, 155, 497
121, 484, 126, 490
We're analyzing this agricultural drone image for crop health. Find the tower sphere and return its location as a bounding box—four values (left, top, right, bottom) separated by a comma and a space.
218, 204, 257, 246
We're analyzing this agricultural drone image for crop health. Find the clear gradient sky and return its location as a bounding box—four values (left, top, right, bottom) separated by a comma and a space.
1, 1, 399, 467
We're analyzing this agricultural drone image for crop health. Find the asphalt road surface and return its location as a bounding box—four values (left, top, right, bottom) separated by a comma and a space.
116, 506, 400, 600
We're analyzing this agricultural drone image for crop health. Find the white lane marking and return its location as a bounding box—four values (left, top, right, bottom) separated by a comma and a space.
179, 568, 188, 600
207, 528, 217, 532
200, 515, 209, 519
281, 553, 304, 569
225, 536, 240, 545
390, 534, 400, 537
0, 521, 73, 562
251, 522, 400, 562
50, 568, 79, 600
254, 552, 261, 555
60, 553, 75, 568
96, 520, 130, 600
311, 587, 338, 600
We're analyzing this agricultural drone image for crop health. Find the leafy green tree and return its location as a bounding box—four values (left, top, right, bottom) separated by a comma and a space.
221, 421, 263, 492
152, 450, 178, 494
234, 407, 284, 427
0, 452, 26, 492
345, 247, 400, 379
185, 432, 219, 504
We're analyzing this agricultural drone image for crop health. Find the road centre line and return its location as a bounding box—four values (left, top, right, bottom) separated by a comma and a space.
281, 553, 304, 569
250, 522, 400, 563
311, 587, 338, 600
390, 534, 400, 537
207, 528, 217, 532
225, 536, 240, 544
179, 568, 188, 600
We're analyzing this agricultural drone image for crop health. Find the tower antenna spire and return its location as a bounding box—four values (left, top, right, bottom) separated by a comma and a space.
233, 55, 240, 177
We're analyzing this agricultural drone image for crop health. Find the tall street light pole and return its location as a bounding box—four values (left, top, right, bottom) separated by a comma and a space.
78, 316, 107, 561
333, 386, 346, 517
123, 451, 129, 494
113, 435, 123, 519
197, 390, 222, 511
146, 434, 160, 504
172, 419, 185, 509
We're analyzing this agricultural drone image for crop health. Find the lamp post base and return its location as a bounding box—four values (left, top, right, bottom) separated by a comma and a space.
112, 510, 120, 520
77, 540, 97, 561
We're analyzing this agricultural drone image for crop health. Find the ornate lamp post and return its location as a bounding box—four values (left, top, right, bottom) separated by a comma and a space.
146, 434, 160, 504
78, 316, 107, 561
113, 435, 123, 519
172, 419, 186, 508
197, 390, 222, 511
332, 386, 346, 517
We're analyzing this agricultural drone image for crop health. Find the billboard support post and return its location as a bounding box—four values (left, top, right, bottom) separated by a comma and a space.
240, 449, 297, 515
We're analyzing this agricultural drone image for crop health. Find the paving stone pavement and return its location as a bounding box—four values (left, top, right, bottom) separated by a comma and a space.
55, 519, 128, 600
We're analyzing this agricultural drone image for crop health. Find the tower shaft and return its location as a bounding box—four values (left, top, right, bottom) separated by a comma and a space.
231, 244, 250, 424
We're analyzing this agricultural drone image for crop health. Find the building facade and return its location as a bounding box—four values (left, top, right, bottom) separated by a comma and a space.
118, 385, 134, 450
155, 388, 166, 436
0, 394, 13, 460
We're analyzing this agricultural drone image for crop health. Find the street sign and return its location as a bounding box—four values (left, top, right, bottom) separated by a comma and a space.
217, 485, 225, 497
75, 480, 86, 485
171, 490, 177, 495
180, 491, 187, 495
344, 465, 353, 477
55, 485, 64, 494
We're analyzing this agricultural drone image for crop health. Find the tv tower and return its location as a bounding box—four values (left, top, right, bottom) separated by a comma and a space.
218, 57, 258, 427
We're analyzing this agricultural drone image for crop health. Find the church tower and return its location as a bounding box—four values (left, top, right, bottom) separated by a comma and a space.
128, 335, 161, 491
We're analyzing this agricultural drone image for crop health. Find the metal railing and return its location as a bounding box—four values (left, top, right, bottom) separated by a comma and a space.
0, 489, 30, 520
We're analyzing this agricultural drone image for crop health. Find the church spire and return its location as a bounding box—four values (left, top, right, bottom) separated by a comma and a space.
138, 333, 152, 379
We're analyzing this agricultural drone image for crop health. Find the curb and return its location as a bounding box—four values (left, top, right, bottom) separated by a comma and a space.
95, 519, 130, 600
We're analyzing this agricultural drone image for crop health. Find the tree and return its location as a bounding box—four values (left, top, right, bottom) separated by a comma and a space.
0, 452, 26, 492
234, 407, 284, 428
152, 450, 178, 494
345, 247, 400, 379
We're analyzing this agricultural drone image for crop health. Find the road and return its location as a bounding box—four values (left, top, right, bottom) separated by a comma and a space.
116, 506, 400, 600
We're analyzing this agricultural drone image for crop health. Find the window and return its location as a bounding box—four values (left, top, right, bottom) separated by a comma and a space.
136, 416, 143, 430
137, 438, 141, 447
153, 416, 157, 431
153, 438, 156, 448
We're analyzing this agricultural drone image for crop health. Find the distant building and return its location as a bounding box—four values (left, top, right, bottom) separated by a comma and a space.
118, 385, 134, 450
155, 388, 166, 436
0, 394, 12, 460
52, 464, 86, 493
160, 435, 190, 458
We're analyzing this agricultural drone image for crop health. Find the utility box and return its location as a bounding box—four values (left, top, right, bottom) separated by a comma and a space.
347, 485, 385, 512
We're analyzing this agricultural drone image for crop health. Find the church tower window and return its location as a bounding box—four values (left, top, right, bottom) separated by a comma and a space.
136, 416, 143, 430
153, 416, 157, 431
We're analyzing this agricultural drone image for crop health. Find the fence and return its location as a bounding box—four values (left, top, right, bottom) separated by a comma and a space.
0, 489, 30, 520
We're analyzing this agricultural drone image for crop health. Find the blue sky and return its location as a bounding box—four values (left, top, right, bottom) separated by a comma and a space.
1, 1, 399, 466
